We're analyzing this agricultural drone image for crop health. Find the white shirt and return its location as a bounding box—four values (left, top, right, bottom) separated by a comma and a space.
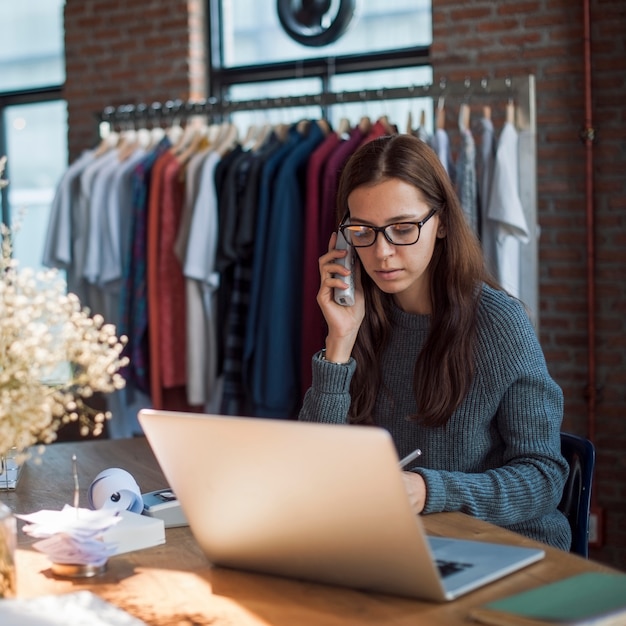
487, 122, 530, 298
183, 150, 222, 407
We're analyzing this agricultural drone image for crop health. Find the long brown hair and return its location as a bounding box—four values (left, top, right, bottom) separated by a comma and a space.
336, 134, 499, 427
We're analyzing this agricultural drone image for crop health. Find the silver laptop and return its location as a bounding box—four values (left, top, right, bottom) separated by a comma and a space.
138, 409, 545, 602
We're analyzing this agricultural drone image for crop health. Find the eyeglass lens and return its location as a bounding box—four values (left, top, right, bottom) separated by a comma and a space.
340, 208, 437, 247
342, 223, 420, 246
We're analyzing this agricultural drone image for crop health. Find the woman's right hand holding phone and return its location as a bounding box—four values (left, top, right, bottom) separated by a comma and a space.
316, 232, 365, 363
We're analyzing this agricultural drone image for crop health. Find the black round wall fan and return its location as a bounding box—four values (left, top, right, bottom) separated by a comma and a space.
277, 0, 358, 47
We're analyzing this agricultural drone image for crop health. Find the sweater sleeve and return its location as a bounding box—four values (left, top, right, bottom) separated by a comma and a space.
415, 292, 569, 546
298, 351, 356, 424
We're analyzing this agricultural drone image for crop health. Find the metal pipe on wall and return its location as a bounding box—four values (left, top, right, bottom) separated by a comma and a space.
582, 0, 596, 445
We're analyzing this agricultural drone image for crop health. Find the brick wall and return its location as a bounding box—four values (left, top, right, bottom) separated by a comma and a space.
63, 0, 626, 569
430, 0, 625, 570
64, 0, 206, 158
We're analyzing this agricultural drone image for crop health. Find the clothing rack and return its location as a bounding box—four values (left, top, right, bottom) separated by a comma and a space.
99, 76, 535, 131
97, 75, 538, 327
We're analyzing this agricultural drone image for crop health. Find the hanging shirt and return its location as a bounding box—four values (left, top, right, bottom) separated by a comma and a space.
487, 122, 530, 299
76, 149, 120, 312
145, 150, 177, 408
118, 136, 171, 395
429, 127, 456, 183
183, 150, 222, 408
456, 125, 478, 236
173, 146, 210, 265
243, 127, 304, 400
100, 147, 148, 294
251, 121, 326, 418
219, 149, 257, 416
156, 155, 188, 392
222, 138, 282, 415
477, 115, 497, 276
300, 130, 342, 397
83, 152, 121, 295
213, 144, 245, 372
319, 125, 368, 253
42, 148, 95, 295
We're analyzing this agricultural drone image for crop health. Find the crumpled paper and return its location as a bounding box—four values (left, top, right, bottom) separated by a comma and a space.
17, 505, 122, 566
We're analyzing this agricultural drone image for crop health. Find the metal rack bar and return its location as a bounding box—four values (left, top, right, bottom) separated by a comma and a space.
98, 76, 532, 127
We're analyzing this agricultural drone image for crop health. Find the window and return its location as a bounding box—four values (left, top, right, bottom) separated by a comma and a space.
4, 101, 68, 271
219, 0, 431, 68
212, 0, 434, 134
0, 0, 65, 92
0, 0, 66, 272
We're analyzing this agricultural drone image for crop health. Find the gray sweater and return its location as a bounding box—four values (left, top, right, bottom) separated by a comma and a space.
299, 284, 572, 551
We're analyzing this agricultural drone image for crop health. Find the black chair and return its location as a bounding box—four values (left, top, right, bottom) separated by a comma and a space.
558, 432, 596, 558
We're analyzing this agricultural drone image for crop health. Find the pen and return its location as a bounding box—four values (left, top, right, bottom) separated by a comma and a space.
399, 448, 422, 469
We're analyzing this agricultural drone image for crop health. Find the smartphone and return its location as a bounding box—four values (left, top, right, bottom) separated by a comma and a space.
333, 230, 355, 306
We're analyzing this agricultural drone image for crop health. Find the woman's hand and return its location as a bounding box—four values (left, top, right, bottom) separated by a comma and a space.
401, 471, 427, 515
317, 232, 365, 362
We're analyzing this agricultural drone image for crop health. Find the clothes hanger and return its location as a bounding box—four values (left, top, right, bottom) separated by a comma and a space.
167, 120, 184, 148
206, 123, 221, 146
251, 122, 273, 152
136, 126, 152, 150
176, 125, 208, 166
377, 114, 396, 135
149, 126, 167, 147
506, 99, 516, 126
435, 96, 446, 131
242, 123, 259, 150
116, 127, 139, 161
214, 122, 239, 157
273, 122, 290, 142
316, 118, 331, 135
358, 115, 372, 134
458, 102, 471, 132
336, 116, 351, 140
296, 118, 311, 135
94, 128, 119, 157
405, 110, 414, 135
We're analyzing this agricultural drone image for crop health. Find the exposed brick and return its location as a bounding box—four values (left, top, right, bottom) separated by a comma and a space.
433, 0, 625, 570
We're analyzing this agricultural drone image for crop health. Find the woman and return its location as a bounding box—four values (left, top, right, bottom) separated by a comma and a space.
299, 133, 571, 551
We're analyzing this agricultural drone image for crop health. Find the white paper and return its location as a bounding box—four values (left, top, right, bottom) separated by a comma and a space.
102, 510, 165, 555
17, 505, 121, 565
0, 590, 147, 625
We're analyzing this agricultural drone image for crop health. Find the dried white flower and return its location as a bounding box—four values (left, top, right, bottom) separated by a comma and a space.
0, 157, 128, 457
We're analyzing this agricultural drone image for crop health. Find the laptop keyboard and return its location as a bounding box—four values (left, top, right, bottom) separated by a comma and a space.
436, 559, 474, 578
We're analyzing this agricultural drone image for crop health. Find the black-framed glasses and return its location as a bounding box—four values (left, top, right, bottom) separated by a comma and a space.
339, 208, 438, 248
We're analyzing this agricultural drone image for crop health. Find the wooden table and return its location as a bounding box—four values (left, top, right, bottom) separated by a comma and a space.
2, 437, 617, 625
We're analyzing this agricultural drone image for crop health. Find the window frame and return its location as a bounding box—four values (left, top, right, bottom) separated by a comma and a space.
207, 0, 432, 117
0, 85, 63, 226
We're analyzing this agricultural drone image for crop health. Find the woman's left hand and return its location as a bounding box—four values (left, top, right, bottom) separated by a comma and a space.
401, 471, 427, 515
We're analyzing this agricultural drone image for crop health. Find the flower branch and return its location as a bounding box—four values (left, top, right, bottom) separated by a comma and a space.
0, 157, 128, 458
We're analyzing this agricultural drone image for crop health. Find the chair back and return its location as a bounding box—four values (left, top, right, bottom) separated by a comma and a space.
558, 432, 595, 558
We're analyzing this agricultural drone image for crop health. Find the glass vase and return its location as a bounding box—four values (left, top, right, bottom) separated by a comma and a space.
0, 447, 24, 491
0, 500, 17, 598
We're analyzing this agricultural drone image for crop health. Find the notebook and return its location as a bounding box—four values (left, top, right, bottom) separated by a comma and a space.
137, 409, 545, 602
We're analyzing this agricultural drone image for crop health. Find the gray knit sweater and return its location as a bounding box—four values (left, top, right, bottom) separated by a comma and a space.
299, 284, 572, 551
